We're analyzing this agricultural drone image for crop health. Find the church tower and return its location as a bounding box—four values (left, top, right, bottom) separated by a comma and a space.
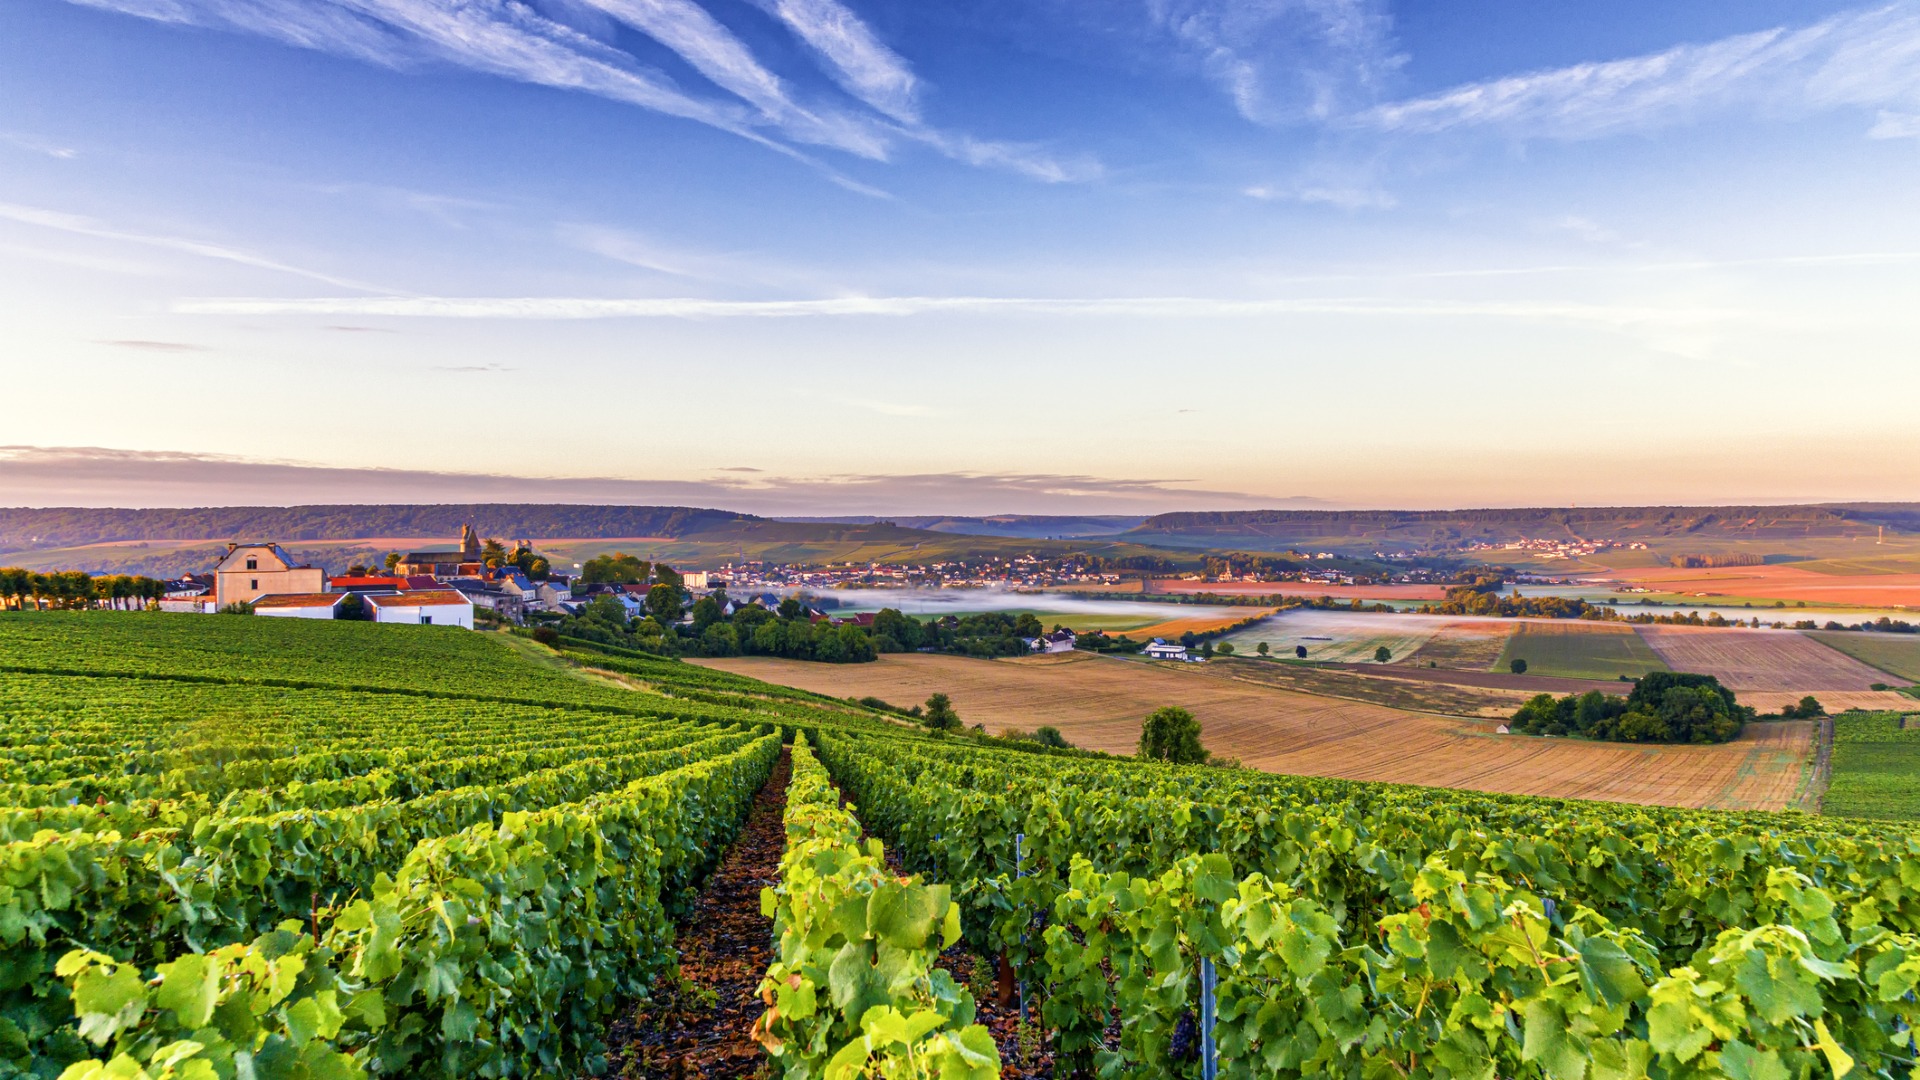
460, 523, 481, 561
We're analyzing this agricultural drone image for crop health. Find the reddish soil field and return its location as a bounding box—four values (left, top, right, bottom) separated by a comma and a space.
1596, 565, 1920, 608
1148, 580, 1449, 601
1635, 626, 1892, 692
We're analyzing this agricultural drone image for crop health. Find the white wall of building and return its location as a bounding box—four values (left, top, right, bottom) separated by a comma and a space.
372, 602, 475, 629
254, 605, 338, 620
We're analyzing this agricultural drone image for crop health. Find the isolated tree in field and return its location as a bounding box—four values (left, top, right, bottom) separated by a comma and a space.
1256, 642, 1270, 657
646, 583, 682, 625
1295, 645, 1307, 658
1138, 706, 1208, 764
1215, 642, 1235, 656
1374, 646, 1392, 663
1033, 725, 1071, 749
923, 693, 960, 731
1510, 658, 1528, 675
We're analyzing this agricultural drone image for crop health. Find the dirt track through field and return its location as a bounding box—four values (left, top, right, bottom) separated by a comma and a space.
693, 653, 1811, 810
1636, 627, 1891, 691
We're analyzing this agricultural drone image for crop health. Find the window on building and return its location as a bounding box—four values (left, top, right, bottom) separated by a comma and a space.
245, 558, 257, 570
250, 579, 258, 589
421, 615, 432, 625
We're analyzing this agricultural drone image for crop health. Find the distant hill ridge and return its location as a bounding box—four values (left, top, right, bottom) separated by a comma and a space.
0, 504, 946, 552
1127, 504, 1920, 546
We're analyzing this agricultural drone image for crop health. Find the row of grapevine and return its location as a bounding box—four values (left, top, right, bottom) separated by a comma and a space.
816, 731, 1920, 1077
755, 735, 999, 1079
48, 734, 782, 1078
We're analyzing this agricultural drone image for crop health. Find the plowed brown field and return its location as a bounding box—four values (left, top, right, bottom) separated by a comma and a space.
692, 652, 1811, 810
1635, 626, 1890, 691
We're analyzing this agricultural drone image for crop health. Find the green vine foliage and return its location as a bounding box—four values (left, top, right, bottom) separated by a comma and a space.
755, 736, 999, 1079
817, 731, 1920, 1079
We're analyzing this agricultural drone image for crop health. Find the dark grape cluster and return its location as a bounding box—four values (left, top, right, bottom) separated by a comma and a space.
1169, 1010, 1198, 1062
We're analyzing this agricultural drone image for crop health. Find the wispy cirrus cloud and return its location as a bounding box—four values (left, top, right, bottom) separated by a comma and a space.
0, 445, 1289, 514
1148, 0, 1403, 123
60, 0, 1088, 180
1361, 3, 1920, 138
0, 201, 387, 291
755, 0, 919, 123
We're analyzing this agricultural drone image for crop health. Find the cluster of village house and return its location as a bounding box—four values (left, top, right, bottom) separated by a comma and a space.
157, 525, 603, 630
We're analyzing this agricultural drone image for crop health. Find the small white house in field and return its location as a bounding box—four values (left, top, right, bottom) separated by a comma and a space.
1144, 639, 1192, 661
252, 593, 349, 620
366, 589, 475, 629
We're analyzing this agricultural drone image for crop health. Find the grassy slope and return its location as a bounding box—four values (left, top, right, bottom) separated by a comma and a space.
1496, 624, 1670, 681
1824, 711, 1920, 821
1807, 632, 1920, 683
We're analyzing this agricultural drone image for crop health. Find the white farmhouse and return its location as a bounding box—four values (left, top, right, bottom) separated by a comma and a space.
1143, 639, 1192, 661
366, 589, 475, 629
252, 593, 349, 620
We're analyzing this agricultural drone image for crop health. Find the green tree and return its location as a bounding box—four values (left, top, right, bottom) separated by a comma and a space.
646, 583, 682, 625
923, 693, 960, 731
1255, 642, 1270, 657
654, 563, 684, 590
1138, 706, 1207, 764
1510, 658, 1528, 675
482, 538, 509, 569
1373, 645, 1392, 663
1215, 642, 1235, 656
581, 552, 649, 585
1032, 726, 1071, 749
690, 594, 724, 632
384, 552, 401, 572
335, 594, 366, 621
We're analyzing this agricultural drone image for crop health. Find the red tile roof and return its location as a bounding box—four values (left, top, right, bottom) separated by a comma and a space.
402, 576, 441, 590
330, 576, 405, 588
366, 590, 471, 608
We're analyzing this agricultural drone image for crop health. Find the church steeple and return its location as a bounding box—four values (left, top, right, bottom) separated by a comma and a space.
460, 523, 480, 561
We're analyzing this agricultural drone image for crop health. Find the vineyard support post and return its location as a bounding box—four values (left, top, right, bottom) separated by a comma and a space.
1199, 956, 1217, 1080
1015, 831, 1027, 1024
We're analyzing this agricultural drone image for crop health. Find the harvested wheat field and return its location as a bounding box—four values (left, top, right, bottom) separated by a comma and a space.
693, 652, 1811, 810
1636, 626, 1890, 692
1123, 609, 1277, 640
1741, 690, 1919, 714
1807, 632, 1920, 683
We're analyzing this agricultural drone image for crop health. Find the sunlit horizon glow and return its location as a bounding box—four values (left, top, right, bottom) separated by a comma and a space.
2, 0, 1917, 512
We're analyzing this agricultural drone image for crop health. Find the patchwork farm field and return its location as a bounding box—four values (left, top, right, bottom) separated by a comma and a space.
1637, 625, 1891, 692
1146, 579, 1448, 601
694, 652, 1812, 809
1402, 621, 1518, 670
1496, 622, 1669, 681
1593, 563, 1920, 609
1808, 631, 1920, 682
1213, 609, 1470, 664
1822, 710, 1920, 821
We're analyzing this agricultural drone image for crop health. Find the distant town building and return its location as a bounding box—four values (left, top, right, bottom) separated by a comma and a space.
214, 544, 327, 609
682, 571, 711, 590
328, 575, 407, 594
252, 593, 350, 620
1037, 629, 1077, 653
365, 590, 475, 629
395, 524, 484, 578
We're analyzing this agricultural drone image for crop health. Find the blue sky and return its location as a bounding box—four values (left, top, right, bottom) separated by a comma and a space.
3, 0, 1918, 513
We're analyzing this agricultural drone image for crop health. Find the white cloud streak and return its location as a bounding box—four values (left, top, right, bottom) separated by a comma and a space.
172, 293, 1756, 332
1363, 3, 1920, 138
0, 202, 388, 291
755, 0, 918, 122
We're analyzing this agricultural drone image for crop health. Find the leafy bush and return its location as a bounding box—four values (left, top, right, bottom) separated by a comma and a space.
1508, 672, 1750, 743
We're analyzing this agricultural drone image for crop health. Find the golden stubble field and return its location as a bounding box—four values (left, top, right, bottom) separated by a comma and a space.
693, 652, 1812, 811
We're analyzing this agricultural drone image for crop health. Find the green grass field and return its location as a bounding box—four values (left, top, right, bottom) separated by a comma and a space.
1495, 624, 1671, 681
1824, 710, 1920, 821
1808, 632, 1920, 683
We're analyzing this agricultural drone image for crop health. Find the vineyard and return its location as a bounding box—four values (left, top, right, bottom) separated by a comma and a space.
6, 611, 1920, 1078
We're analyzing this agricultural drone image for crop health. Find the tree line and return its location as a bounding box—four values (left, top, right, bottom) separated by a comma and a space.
0, 568, 170, 610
